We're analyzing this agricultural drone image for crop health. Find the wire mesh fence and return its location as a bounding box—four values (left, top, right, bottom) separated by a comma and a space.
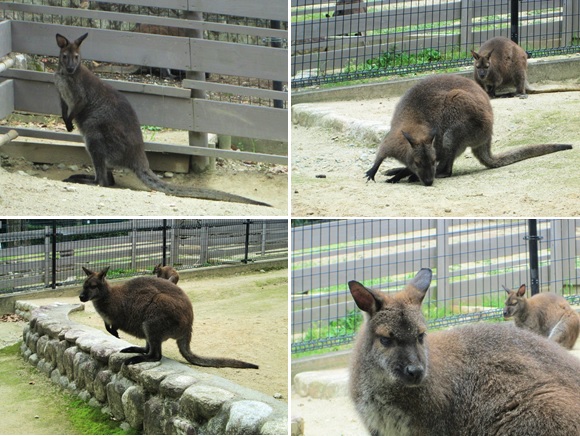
0, 218, 288, 293
291, 0, 580, 88
291, 219, 580, 355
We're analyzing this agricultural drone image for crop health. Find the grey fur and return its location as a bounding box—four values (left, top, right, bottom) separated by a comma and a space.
364, 74, 572, 186
54, 33, 269, 206
349, 269, 580, 436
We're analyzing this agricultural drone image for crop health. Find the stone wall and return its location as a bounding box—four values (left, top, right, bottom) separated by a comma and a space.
16, 301, 288, 435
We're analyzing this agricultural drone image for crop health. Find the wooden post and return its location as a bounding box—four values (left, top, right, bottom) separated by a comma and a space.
186, 10, 209, 173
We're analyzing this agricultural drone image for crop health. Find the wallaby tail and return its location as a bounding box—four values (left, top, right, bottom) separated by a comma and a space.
177, 331, 259, 369
135, 167, 271, 207
472, 142, 572, 168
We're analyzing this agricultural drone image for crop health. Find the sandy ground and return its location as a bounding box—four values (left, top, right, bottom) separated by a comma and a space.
291, 90, 580, 217
0, 129, 288, 216
0, 268, 289, 401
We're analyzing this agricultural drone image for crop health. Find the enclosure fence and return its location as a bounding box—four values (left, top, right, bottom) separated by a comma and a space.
292, 0, 580, 87
0, 219, 288, 293
291, 219, 580, 354
0, 0, 288, 168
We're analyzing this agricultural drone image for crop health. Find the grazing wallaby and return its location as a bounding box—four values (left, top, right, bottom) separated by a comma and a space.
153, 263, 179, 284
365, 74, 572, 186
325, 0, 367, 36
348, 268, 580, 436
503, 284, 579, 349
79, 266, 258, 369
54, 33, 269, 206
472, 36, 580, 98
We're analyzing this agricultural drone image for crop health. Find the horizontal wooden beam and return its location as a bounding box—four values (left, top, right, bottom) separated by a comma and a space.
183, 79, 288, 102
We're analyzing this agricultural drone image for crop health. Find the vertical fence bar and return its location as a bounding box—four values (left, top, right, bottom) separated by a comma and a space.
271, 19, 284, 109
130, 220, 137, 271
51, 222, 57, 289
510, 0, 519, 43
526, 219, 540, 295
200, 223, 209, 266
162, 219, 168, 266
243, 219, 251, 264
44, 225, 51, 288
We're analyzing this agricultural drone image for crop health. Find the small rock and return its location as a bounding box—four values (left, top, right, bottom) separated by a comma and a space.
17, 170, 28, 176
63, 186, 77, 192
444, 208, 452, 213
164, 172, 174, 178
57, 163, 67, 169
34, 415, 39, 419
41, 164, 50, 171
68, 165, 79, 171
260, 269, 266, 273
315, 174, 326, 178
273, 392, 283, 399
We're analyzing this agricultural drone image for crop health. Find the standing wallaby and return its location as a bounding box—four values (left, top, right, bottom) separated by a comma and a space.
54, 33, 269, 206
153, 263, 179, 284
364, 74, 572, 186
472, 36, 580, 98
79, 266, 258, 368
348, 269, 580, 436
503, 284, 579, 349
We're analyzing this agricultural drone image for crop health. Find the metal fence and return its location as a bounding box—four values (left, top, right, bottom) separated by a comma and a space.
291, 0, 580, 88
291, 219, 580, 354
0, 218, 288, 293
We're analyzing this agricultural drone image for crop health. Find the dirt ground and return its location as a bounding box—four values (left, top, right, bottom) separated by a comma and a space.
0, 268, 289, 401
0, 129, 288, 216
291, 89, 580, 217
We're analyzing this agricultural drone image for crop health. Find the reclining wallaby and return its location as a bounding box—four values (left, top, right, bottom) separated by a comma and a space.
54, 33, 269, 206
348, 268, 580, 436
365, 74, 572, 186
503, 284, 579, 349
79, 266, 258, 369
472, 36, 580, 98
153, 263, 179, 284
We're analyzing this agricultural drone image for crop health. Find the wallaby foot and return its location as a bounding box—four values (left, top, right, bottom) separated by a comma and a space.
121, 345, 148, 354
124, 354, 161, 365
105, 323, 119, 338
385, 167, 415, 183
64, 174, 98, 184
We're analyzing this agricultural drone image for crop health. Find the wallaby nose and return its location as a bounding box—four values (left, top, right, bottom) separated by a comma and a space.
422, 179, 433, 187
403, 365, 425, 384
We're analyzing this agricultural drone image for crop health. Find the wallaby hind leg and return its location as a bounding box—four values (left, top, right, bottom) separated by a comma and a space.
123, 339, 163, 365
385, 167, 417, 183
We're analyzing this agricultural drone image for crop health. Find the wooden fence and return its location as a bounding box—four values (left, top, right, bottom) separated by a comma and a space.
291, 219, 580, 352
0, 0, 288, 170
291, 0, 580, 85
0, 219, 288, 292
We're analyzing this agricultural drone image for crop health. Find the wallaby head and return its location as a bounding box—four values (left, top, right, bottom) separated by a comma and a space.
400, 130, 437, 187
56, 33, 88, 75
471, 48, 494, 82
153, 263, 163, 275
79, 266, 110, 302
502, 283, 526, 319
348, 268, 432, 386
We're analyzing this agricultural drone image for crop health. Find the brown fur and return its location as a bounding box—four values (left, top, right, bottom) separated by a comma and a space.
365, 74, 572, 186
79, 266, 258, 369
472, 36, 580, 98
153, 263, 179, 284
503, 284, 580, 349
54, 33, 269, 206
349, 269, 580, 436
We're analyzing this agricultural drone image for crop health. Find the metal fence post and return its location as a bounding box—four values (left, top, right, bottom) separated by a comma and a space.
162, 219, 168, 266
526, 219, 541, 295
243, 220, 251, 264
510, 0, 519, 43
200, 223, 209, 266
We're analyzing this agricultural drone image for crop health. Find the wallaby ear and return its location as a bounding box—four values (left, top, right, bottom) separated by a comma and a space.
348, 281, 382, 316
75, 33, 89, 47
98, 266, 110, 280
82, 266, 94, 276
405, 268, 432, 304
401, 131, 417, 147
502, 285, 511, 294
516, 284, 526, 297
471, 49, 480, 60
156, 263, 162, 268
56, 34, 69, 49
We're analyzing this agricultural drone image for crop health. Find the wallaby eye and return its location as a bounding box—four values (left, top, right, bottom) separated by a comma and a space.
379, 336, 393, 347
418, 333, 426, 344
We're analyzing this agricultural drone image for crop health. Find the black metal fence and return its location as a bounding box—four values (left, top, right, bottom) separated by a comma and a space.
0, 219, 288, 293
291, 219, 580, 354
291, 0, 580, 88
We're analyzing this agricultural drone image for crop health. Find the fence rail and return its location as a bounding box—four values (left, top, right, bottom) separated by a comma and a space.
0, 219, 288, 293
0, 0, 288, 168
291, 219, 580, 354
291, 0, 580, 87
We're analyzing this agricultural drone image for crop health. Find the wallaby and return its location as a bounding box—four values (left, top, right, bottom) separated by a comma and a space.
472, 36, 580, 98
153, 263, 179, 284
503, 284, 579, 349
364, 74, 572, 186
54, 33, 269, 206
348, 268, 580, 436
79, 266, 258, 369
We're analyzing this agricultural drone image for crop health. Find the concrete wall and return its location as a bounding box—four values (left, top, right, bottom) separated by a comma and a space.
292, 57, 580, 104
17, 301, 287, 435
